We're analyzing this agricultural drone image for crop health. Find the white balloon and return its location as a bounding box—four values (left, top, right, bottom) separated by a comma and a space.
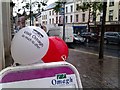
11, 26, 49, 65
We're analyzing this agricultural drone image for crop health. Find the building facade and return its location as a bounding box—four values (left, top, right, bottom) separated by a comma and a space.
39, 0, 120, 34
39, 0, 89, 34
96, 0, 120, 32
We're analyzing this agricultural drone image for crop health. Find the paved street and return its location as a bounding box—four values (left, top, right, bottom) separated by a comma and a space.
67, 48, 119, 88
70, 42, 120, 58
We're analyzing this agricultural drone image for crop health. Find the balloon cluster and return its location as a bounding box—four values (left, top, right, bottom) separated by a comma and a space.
11, 26, 68, 65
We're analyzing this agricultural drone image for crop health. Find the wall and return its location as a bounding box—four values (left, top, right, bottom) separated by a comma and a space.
0, 0, 5, 70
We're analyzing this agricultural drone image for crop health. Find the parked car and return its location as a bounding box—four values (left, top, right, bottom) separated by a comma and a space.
80, 32, 98, 42
73, 34, 85, 43
104, 32, 120, 44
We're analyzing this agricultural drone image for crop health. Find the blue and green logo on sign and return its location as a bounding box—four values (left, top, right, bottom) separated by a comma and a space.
51, 73, 73, 85
57, 74, 66, 79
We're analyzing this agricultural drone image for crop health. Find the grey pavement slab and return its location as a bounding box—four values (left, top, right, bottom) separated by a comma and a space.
67, 49, 119, 89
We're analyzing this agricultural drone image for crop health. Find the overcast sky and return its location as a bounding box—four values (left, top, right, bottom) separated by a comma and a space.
47, 0, 58, 5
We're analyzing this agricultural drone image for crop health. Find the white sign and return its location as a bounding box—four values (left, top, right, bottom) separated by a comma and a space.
0, 62, 82, 89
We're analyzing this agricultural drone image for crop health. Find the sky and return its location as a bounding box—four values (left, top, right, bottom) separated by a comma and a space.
47, 0, 58, 5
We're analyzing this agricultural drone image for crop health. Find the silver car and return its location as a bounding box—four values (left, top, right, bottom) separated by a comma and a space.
73, 34, 85, 43
104, 32, 120, 44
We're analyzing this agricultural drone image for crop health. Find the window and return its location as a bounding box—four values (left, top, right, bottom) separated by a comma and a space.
59, 16, 61, 24
49, 19, 51, 24
109, 16, 113, 21
43, 15, 45, 20
118, 32, 120, 35
70, 5, 73, 12
56, 16, 58, 24
100, 16, 102, 22
70, 15, 73, 23
109, 10, 113, 21
66, 16, 68, 23
109, 0, 114, 6
76, 4, 79, 10
52, 18, 54, 24
56, 12, 58, 15
45, 15, 46, 19
42, 21, 45, 24
42, 16, 44, 20
66, 7, 68, 13
82, 13, 85, 22
49, 11, 51, 15
52, 10, 54, 15
109, 10, 113, 15
76, 14, 79, 22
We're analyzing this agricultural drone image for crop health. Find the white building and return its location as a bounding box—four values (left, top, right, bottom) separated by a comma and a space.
96, 0, 120, 32
39, 0, 120, 34
39, 0, 90, 33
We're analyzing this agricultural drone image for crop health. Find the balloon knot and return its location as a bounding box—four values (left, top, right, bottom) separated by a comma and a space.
61, 55, 67, 61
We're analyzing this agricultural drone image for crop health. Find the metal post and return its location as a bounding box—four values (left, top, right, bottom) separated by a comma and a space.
99, 2, 107, 59
63, 2, 65, 41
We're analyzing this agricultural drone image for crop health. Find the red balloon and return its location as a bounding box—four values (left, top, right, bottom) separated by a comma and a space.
42, 36, 68, 63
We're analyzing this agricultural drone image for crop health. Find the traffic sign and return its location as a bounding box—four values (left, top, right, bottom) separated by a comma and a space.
59, 8, 64, 15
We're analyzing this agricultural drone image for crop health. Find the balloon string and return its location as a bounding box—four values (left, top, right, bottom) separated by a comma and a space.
61, 55, 66, 61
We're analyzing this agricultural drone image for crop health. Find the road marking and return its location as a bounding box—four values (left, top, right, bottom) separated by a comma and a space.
70, 49, 119, 59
